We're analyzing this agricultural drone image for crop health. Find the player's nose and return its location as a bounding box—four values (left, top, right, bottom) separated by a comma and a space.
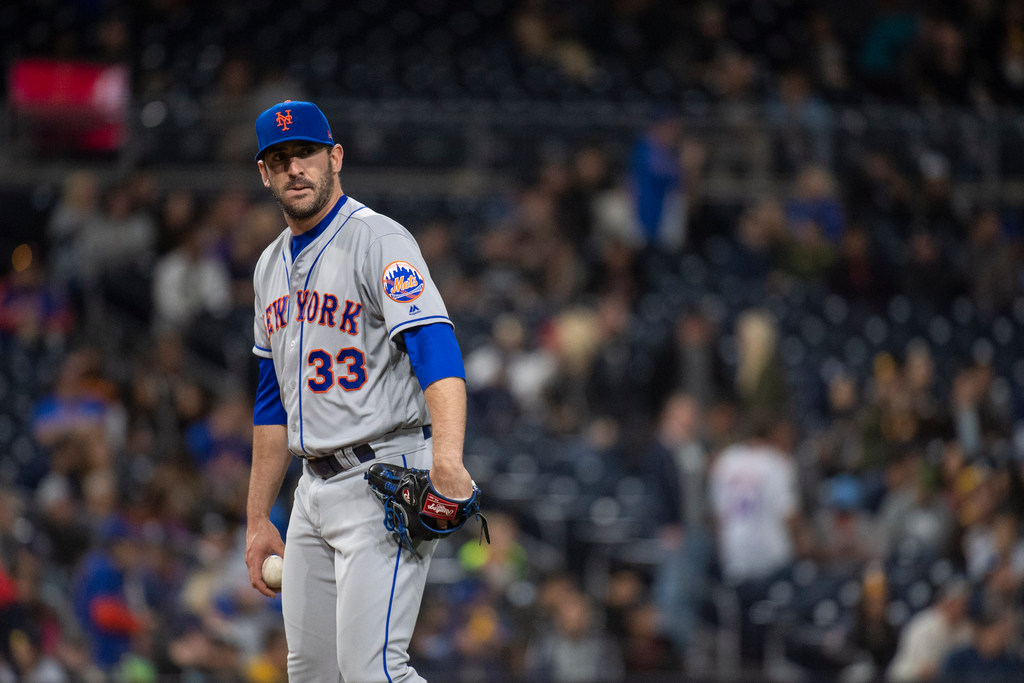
286, 156, 306, 176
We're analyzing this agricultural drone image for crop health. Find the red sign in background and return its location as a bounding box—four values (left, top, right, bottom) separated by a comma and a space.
9, 58, 130, 152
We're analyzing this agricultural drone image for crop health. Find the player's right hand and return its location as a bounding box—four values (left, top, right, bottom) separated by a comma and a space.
245, 517, 286, 597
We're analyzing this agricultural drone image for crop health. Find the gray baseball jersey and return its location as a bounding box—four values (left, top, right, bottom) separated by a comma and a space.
252, 195, 451, 456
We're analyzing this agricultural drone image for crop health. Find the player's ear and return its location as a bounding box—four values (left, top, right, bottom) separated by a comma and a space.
257, 160, 271, 187
330, 144, 343, 172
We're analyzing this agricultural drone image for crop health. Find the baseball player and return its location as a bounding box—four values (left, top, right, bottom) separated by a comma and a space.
243, 100, 475, 682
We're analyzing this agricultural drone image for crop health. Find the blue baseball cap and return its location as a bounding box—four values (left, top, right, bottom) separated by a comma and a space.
254, 100, 334, 161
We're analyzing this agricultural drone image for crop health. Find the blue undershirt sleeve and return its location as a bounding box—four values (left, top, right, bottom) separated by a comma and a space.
253, 357, 288, 426
402, 323, 465, 390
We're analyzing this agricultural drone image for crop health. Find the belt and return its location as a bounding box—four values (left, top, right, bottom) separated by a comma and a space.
305, 425, 432, 479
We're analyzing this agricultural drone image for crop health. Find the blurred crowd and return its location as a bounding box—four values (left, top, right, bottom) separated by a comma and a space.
2, 1, 1024, 682
9, 0, 1024, 168
11, 0, 1024, 109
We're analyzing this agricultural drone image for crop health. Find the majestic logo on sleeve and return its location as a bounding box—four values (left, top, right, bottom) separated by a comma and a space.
276, 110, 293, 130
382, 261, 425, 303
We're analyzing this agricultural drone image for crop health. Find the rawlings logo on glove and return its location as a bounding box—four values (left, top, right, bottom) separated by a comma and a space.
423, 494, 457, 519
365, 463, 489, 555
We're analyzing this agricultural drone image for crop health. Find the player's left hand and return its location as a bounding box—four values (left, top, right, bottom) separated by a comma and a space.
365, 462, 488, 551
428, 463, 473, 530
428, 462, 474, 500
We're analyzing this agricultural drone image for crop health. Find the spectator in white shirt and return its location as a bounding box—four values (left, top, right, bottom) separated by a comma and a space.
152, 224, 231, 333
887, 578, 972, 682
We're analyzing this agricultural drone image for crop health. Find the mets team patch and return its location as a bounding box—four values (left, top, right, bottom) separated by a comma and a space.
382, 261, 425, 303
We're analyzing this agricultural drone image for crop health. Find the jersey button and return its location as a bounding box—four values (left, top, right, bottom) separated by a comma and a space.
289, 381, 296, 389
290, 424, 297, 432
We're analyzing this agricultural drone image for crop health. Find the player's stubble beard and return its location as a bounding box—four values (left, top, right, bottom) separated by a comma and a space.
272, 159, 336, 221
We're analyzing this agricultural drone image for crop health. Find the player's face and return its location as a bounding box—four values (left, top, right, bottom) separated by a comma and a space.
259, 142, 342, 221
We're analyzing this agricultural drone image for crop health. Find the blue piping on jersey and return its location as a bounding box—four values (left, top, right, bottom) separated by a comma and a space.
388, 315, 452, 338
290, 195, 348, 260
275, 196, 346, 326
382, 453, 408, 683
279, 250, 290, 290
254, 343, 271, 352
278, 251, 290, 330
383, 541, 401, 683
296, 203, 368, 453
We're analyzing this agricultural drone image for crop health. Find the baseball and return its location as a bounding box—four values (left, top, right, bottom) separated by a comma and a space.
262, 554, 283, 590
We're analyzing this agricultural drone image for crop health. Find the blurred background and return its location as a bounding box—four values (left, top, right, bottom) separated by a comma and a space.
2, 0, 1024, 681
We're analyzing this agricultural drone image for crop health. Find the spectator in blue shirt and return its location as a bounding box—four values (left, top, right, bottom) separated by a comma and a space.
939, 607, 1024, 682
630, 108, 686, 253
72, 517, 151, 671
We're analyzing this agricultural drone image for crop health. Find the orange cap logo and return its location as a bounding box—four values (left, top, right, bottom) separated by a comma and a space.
275, 110, 293, 131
